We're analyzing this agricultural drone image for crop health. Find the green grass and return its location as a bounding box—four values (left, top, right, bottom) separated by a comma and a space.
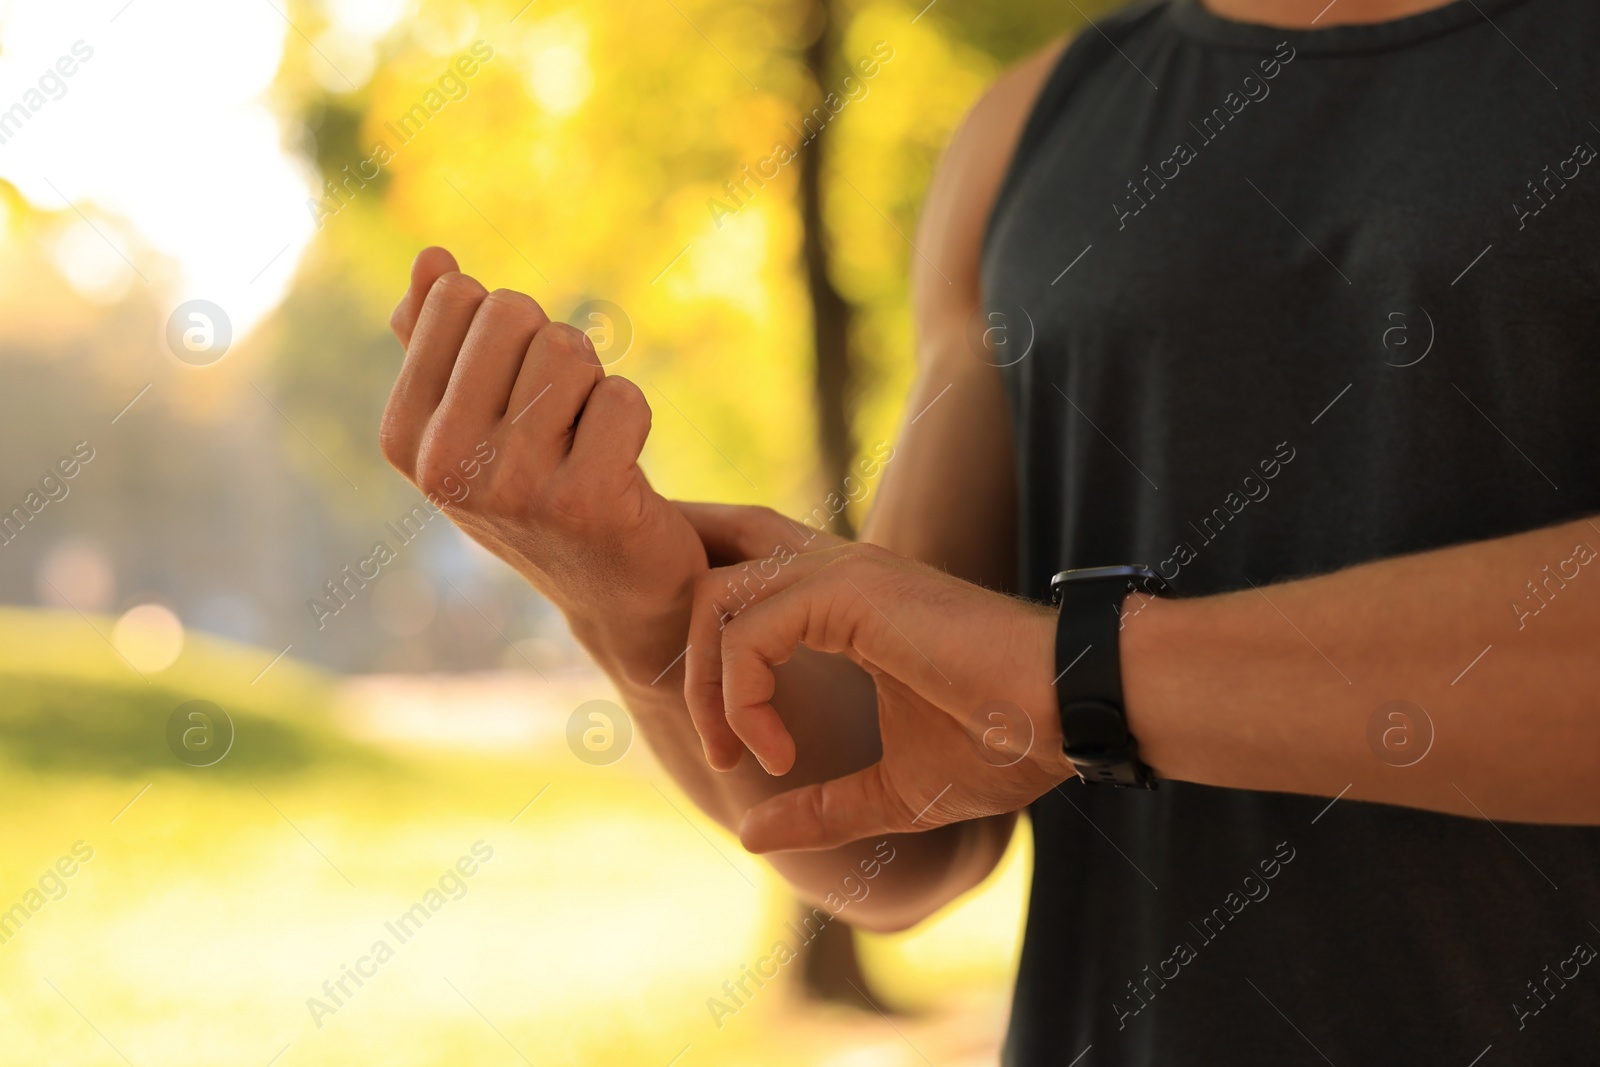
0, 608, 1025, 1066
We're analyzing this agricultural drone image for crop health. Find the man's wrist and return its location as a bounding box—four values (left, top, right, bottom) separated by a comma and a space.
1117, 588, 1186, 781
566, 603, 693, 695
1026, 605, 1080, 784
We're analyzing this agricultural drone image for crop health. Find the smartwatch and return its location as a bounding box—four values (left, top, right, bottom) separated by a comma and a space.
1048, 565, 1168, 788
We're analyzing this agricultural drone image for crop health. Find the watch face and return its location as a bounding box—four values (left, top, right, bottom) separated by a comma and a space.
1049, 565, 1167, 603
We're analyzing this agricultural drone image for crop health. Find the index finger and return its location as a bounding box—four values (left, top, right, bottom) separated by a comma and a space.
684, 566, 761, 771
390, 246, 460, 348
685, 544, 861, 774
680, 513, 845, 771
715, 558, 875, 774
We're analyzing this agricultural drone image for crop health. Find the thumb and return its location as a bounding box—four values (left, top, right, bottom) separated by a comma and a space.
737, 763, 906, 853
674, 502, 844, 569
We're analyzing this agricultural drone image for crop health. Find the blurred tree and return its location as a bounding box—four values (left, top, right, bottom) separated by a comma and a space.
262, 0, 1128, 520
799, 0, 859, 535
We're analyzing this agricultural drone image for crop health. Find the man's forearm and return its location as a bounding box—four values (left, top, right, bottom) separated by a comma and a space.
1127, 514, 1600, 822
613, 645, 1010, 930
683, 515, 1600, 852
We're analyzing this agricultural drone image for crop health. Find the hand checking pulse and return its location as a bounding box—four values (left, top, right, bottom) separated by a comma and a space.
683, 507, 1078, 854
381, 247, 708, 683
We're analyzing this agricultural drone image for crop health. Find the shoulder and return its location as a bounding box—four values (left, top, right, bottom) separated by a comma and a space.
938, 36, 1074, 211
913, 37, 1074, 321
923, 0, 1173, 250
926, 0, 1176, 213
964, 36, 1074, 149
915, 3, 1175, 314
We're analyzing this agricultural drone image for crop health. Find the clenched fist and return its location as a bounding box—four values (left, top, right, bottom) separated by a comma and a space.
380, 247, 707, 684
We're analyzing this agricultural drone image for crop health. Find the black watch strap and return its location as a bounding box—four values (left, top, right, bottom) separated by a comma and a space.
1050, 565, 1166, 789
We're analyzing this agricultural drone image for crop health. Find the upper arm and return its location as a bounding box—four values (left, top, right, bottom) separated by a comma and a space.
862, 39, 1071, 591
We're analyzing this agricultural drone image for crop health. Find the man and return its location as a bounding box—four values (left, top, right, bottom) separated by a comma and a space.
380, 0, 1600, 1061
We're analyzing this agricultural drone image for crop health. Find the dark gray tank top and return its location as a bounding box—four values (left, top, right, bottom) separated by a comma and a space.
983, 0, 1600, 1063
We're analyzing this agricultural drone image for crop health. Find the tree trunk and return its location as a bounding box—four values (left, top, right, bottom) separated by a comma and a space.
791, 0, 884, 1012
798, 909, 881, 1011
799, 0, 858, 537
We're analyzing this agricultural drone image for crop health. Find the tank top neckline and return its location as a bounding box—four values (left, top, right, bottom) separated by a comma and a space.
1168, 0, 1539, 55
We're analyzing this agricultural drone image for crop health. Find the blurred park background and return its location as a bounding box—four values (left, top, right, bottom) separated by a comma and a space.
0, 0, 1118, 1063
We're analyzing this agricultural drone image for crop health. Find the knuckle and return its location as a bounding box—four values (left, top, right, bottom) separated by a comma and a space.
377, 417, 409, 470
597, 374, 651, 418
388, 300, 409, 338
480, 287, 544, 325
429, 271, 488, 310
821, 551, 865, 579
801, 785, 829, 834
540, 321, 598, 363
413, 456, 445, 497
718, 611, 750, 653
864, 767, 912, 832
842, 543, 890, 572
413, 445, 460, 500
